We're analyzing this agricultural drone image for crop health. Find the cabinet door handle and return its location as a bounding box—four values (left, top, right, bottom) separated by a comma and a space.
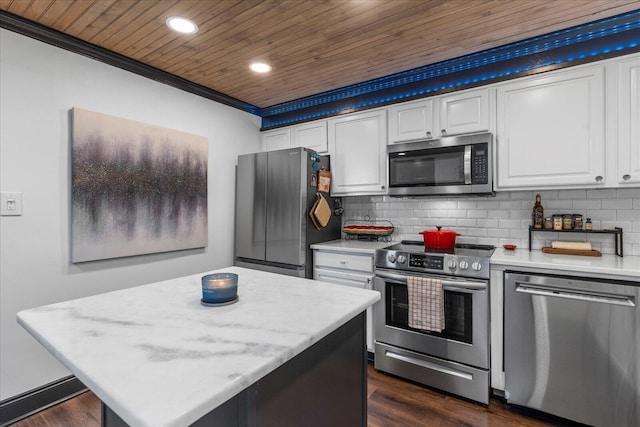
622, 174, 631, 181
441, 129, 447, 136
595, 175, 603, 183
426, 131, 432, 138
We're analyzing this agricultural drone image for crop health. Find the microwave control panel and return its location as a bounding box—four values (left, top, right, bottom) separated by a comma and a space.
472, 144, 489, 184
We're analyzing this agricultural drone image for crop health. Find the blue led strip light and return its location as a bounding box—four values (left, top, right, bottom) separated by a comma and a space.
263, 10, 640, 117
261, 9, 640, 128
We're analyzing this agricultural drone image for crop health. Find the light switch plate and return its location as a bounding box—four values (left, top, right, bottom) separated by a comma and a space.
1, 192, 23, 216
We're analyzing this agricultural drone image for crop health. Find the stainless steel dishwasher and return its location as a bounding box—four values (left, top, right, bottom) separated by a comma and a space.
504, 272, 639, 427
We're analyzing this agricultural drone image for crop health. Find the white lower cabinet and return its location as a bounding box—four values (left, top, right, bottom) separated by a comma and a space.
313, 250, 375, 353
496, 65, 606, 190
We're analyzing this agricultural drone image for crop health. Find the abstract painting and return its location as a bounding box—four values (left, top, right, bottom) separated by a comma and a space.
72, 108, 208, 263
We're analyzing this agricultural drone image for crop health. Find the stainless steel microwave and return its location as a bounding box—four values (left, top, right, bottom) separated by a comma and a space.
387, 132, 493, 197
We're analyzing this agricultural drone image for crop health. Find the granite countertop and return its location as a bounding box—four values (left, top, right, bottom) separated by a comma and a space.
491, 248, 640, 282
310, 239, 393, 254
17, 266, 380, 427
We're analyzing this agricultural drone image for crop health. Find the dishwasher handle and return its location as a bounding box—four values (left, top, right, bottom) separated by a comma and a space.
516, 284, 636, 307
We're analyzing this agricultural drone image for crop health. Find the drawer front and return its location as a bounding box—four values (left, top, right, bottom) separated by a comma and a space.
314, 267, 372, 289
314, 251, 373, 273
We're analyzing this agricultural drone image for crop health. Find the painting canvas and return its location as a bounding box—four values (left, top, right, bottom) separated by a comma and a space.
72, 108, 208, 263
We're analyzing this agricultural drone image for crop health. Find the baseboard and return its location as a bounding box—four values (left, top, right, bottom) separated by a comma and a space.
0, 376, 87, 426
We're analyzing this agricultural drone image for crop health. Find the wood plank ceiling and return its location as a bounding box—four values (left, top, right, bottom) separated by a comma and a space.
1, 0, 638, 109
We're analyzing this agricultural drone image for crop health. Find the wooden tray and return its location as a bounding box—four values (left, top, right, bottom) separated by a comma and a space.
542, 247, 602, 257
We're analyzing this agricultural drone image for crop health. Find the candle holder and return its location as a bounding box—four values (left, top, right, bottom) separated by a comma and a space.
201, 273, 238, 306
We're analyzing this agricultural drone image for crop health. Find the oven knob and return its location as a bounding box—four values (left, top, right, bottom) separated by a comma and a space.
459, 260, 469, 270
471, 261, 482, 271
387, 254, 396, 264
447, 259, 457, 269
397, 255, 407, 264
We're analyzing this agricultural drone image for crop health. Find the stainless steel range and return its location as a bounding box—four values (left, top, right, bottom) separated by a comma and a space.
373, 241, 495, 404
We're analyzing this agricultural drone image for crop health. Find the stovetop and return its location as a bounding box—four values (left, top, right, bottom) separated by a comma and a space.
384, 240, 496, 258
375, 241, 495, 279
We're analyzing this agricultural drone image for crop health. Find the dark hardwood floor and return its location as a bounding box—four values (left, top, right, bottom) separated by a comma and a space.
12, 363, 563, 427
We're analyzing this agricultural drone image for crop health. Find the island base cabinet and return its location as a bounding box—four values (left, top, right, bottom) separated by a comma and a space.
101, 313, 367, 427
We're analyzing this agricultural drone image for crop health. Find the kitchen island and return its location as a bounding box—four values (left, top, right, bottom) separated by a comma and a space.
17, 266, 380, 427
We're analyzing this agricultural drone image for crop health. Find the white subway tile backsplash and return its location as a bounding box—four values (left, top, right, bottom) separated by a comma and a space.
587, 189, 617, 199
430, 209, 449, 217
558, 189, 587, 199
498, 219, 521, 229
477, 218, 500, 228
545, 200, 573, 210
487, 228, 510, 238
589, 210, 617, 221
616, 188, 640, 198
458, 219, 479, 227
572, 199, 602, 210
499, 201, 521, 209
448, 210, 468, 218
437, 200, 458, 209
343, 190, 640, 255
468, 209, 488, 219
487, 209, 511, 219
457, 201, 478, 209
607, 199, 634, 209
616, 210, 638, 221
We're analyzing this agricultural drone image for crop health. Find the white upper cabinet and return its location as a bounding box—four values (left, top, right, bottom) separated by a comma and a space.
439, 88, 490, 136
328, 109, 387, 196
291, 120, 328, 153
261, 128, 291, 151
615, 55, 640, 185
388, 89, 490, 144
388, 98, 435, 143
496, 66, 606, 190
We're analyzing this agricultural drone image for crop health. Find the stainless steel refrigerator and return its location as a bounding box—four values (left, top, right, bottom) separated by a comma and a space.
234, 147, 342, 278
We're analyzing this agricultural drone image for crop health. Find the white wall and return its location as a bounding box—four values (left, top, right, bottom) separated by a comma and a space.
0, 29, 261, 400
344, 188, 640, 256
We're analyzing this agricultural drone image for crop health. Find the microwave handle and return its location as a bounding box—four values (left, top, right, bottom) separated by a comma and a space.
464, 145, 472, 184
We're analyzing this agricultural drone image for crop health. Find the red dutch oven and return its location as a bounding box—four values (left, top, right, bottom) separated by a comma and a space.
419, 226, 460, 249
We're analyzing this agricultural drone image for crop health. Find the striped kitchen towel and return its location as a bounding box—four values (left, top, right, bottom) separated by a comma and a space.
407, 276, 444, 332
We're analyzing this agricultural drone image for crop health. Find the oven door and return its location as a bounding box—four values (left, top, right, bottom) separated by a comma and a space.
373, 268, 489, 369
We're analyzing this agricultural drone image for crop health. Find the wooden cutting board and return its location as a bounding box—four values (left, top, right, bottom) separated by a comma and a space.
309, 198, 322, 230
313, 194, 332, 228
542, 247, 602, 257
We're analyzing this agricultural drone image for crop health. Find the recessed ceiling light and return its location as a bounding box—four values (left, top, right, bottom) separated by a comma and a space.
166, 16, 198, 34
250, 62, 272, 73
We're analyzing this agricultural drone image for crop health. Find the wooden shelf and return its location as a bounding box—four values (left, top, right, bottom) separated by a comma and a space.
528, 226, 623, 257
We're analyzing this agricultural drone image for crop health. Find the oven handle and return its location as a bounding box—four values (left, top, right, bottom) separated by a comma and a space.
375, 270, 486, 290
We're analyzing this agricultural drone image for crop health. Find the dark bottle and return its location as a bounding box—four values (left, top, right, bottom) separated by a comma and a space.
532, 194, 544, 229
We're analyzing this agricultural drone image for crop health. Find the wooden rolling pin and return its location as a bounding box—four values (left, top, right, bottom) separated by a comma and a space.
551, 241, 592, 250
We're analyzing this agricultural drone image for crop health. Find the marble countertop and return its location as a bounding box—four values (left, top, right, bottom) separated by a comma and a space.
491, 248, 640, 282
310, 239, 393, 254
17, 266, 380, 427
